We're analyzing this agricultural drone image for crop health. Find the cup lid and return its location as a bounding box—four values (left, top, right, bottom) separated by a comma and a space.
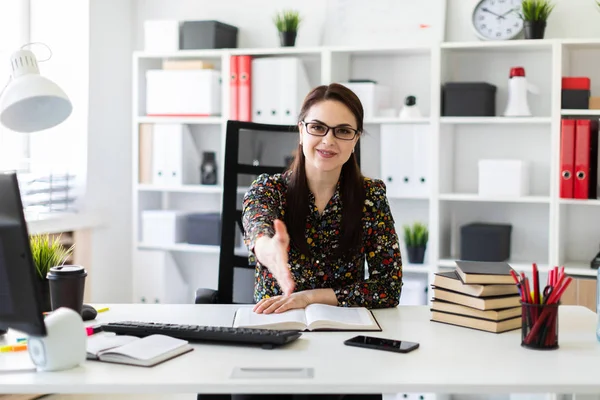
48, 265, 85, 275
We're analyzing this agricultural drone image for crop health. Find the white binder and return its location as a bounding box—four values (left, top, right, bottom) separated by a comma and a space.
151, 124, 200, 186
133, 250, 189, 304
411, 125, 430, 198
251, 57, 311, 125
380, 124, 430, 198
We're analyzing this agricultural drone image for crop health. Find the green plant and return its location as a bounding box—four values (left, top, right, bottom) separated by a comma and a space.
518, 0, 556, 21
402, 222, 429, 248
29, 234, 74, 279
273, 9, 302, 32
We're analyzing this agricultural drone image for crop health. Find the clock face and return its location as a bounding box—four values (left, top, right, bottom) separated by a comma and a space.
472, 0, 524, 41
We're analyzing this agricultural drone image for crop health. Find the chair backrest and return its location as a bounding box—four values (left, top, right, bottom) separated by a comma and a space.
217, 120, 362, 304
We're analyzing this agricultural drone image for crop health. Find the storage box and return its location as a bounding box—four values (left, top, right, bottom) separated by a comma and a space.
339, 81, 391, 119
478, 159, 529, 197
146, 69, 221, 116
144, 20, 180, 52
562, 89, 590, 109
186, 213, 221, 246
442, 82, 497, 116
589, 97, 600, 110
181, 20, 238, 49
460, 223, 512, 262
142, 210, 188, 245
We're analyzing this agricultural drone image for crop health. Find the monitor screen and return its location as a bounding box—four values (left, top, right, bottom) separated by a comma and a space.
0, 171, 46, 336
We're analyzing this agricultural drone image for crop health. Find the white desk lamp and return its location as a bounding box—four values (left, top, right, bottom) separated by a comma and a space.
0, 48, 72, 133
0, 48, 85, 372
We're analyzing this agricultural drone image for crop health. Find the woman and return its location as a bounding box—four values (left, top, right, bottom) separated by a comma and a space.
235, 85, 402, 400
243, 82, 403, 314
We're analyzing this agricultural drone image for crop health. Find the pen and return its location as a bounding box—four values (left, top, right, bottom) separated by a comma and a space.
96, 307, 109, 313
0, 344, 27, 352
532, 263, 540, 305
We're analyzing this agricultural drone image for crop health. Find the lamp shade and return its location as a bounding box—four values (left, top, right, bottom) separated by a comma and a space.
0, 49, 72, 133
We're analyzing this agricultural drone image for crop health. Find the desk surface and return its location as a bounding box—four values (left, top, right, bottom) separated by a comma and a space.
0, 304, 599, 395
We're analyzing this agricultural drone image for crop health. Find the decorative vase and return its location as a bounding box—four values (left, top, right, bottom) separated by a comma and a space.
524, 20, 546, 40
279, 31, 297, 47
406, 246, 426, 264
200, 151, 217, 185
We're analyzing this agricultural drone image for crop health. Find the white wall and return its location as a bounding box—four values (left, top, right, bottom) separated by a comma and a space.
86, 0, 133, 302
134, 0, 600, 51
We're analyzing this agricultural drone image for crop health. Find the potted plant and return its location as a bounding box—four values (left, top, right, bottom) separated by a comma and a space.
29, 233, 74, 312
518, 0, 555, 39
273, 9, 302, 47
402, 222, 428, 264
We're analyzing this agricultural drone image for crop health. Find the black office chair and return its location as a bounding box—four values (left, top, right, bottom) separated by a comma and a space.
194, 120, 362, 305
194, 120, 299, 305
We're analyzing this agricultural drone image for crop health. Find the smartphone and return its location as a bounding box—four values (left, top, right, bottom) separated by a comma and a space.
343, 335, 419, 353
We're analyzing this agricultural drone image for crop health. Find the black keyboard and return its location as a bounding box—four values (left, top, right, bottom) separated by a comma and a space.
100, 321, 302, 349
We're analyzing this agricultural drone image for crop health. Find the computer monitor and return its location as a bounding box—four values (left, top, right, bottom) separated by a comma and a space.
0, 171, 46, 337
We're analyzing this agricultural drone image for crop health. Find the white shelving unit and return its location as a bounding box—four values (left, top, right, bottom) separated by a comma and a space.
132, 38, 600, 305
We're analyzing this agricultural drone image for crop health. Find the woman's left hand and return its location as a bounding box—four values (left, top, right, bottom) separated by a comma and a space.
253, 292, 311, 314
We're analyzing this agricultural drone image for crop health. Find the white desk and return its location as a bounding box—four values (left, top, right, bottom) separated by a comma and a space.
0, 305, 599, 395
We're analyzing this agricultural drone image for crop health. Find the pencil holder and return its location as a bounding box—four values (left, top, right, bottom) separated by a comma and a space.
521, 301, 559, 350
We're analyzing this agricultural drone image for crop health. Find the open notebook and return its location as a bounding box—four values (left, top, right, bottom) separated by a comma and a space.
232, 304, 381, 331
86, 333, 193, 367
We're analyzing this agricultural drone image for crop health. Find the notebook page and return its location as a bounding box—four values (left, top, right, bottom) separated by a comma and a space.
87, 333, 138, 357
305, 304, 373, 326
98, 334, 188, 361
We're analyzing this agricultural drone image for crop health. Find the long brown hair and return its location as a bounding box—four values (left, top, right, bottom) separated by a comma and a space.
285, 83, 366, 260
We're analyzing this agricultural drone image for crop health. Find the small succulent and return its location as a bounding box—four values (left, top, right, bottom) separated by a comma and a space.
273, 9, 302, 32
29, 233, 74, 279
518, 0, 556, 21
403, 222, 429, 248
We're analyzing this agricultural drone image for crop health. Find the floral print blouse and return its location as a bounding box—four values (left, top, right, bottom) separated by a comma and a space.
242, 172, 403, 309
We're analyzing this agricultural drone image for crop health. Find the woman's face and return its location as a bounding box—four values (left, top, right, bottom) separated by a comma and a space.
298, 100, 359, 174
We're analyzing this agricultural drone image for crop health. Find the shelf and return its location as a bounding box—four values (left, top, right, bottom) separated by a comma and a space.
137, 116, 223, 125
134, 49, 225, 59
137, 184, 223, 194
230, 47, 324, 56
402, 264, 433, 274
364, 117, 430, 125
388, 194, 430, 201
441, 39, 553, 52
137, 243, 249, 256
138, 243, 221, 253
440, 117, 552, 124
329, 44, 431, 56
560, 262, 597, 278
560, 109, 600, 116
559, 198, 600, 206
439, 193, 550, 204
137, 184, 248, 195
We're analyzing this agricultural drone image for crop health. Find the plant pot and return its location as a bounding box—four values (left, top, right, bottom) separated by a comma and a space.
406, 246, 426, 264
279, 31, 297, 47
524, 20, 546, 40
38, 278, 52, 312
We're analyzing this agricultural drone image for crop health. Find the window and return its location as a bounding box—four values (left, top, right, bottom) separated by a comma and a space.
0, 0, 30, 172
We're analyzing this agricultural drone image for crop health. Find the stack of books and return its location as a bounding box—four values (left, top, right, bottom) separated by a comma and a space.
430, 261, 521, 333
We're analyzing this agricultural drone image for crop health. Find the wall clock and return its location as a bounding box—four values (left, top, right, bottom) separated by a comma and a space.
472, 0, 524, 41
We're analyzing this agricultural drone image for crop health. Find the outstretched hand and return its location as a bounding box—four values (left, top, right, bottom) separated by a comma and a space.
254, 219, 296, 296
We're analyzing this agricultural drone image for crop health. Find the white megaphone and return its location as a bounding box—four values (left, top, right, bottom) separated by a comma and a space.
504, 67, 539, 117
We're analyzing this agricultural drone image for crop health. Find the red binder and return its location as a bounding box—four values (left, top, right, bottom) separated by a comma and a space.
238, 55, 252, 122
574, 119, 591, 199
229, 55, 239, 121
560, 119, 575, 198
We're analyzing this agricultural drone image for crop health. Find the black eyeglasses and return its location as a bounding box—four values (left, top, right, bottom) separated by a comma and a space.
301, 121, 360, 141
